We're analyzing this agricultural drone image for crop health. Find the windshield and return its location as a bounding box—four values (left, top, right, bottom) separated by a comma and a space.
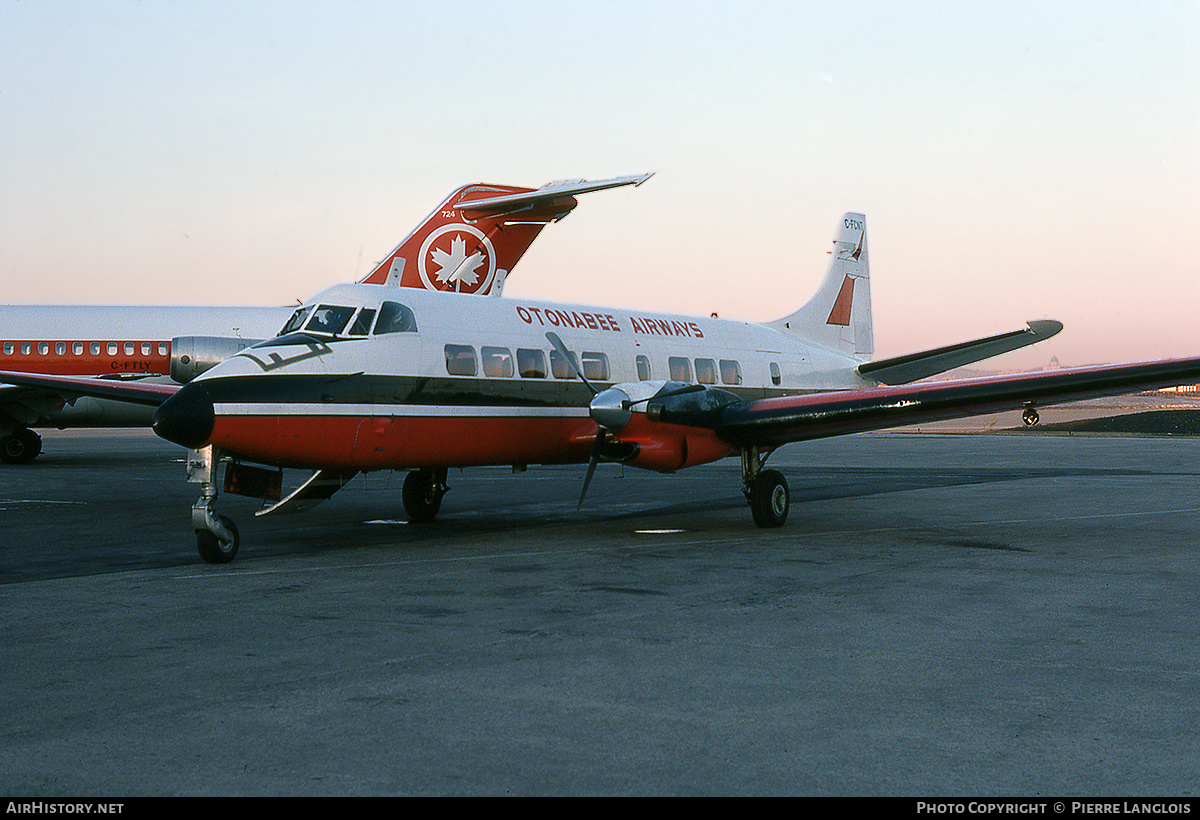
304, 304, 357, 336
278, 306, 312, 336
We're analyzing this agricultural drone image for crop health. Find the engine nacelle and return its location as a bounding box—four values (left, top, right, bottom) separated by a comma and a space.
170, 336, 260, 384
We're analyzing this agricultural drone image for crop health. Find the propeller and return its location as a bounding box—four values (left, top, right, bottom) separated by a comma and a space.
545, 332, 607, 508
545, 332, 708, 509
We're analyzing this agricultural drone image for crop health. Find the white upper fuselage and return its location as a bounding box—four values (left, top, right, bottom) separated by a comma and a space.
201, 284, 873, 396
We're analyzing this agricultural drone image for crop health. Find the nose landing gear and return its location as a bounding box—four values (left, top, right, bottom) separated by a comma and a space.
188, 446, 239, 564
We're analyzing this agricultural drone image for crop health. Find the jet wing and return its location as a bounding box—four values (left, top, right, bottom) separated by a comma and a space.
0, 372, 179, 407
858, 320, 1063, 385
707, 356, 1200, 447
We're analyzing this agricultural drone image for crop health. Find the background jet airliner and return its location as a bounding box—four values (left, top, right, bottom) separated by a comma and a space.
0, 174, 650, 462
6, 210, 1199, 564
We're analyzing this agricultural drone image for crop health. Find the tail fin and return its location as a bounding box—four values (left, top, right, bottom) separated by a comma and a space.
767, 212, 872, 358
359, 174, 653, 296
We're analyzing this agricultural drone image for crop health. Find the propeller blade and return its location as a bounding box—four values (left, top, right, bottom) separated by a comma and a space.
545, 331, 596, 395
578, 430, 605, 509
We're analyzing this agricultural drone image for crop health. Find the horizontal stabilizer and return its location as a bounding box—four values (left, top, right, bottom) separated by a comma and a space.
456, 173, 654, 216
255, 469, 358, 516
857, 320, 1063, 385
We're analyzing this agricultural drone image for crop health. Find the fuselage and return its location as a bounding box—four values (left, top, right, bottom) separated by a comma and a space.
0, 305, 294, 431
155, 284, 874, 471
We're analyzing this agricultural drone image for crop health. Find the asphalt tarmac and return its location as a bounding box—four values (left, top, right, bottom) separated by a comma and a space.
2, 428, 1198, 796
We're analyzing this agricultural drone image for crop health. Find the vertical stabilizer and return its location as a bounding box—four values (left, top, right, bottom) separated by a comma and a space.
768, 213, 872, 358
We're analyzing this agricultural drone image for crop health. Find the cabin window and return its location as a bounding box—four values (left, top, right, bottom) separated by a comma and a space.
305, 304, 356, 335
3, 342, 12, 355
107, 342, 118, 356
517, 348, 546, 379
481, 346, 514, 378
636, 355, 651, 381
694, 358, 717, 385
770, 362, 781, 386
375, 301, 418, 334
279, 306, 311, 335
158, 342, 169, 356
668, 356, 692, 382
125, 342, 135, 355
56, 342, 67, 355
39, 342, 50, 355
550, 348, 579, 380
444, 344, 477, 376
347, 308, 376, 337
141, 342, 151, 356
720, 359, 742, 385
73, 342, 84, 355
92, 343, 102, 355
581, 352, 610, 382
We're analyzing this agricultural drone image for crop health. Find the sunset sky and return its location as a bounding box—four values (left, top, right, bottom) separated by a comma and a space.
2, 0, 1196, 369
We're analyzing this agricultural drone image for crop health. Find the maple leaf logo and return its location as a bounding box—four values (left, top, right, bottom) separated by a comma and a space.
430, 234, 485, 288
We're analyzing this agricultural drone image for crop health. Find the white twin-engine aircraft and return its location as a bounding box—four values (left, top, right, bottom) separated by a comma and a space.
7, 212, 1200, 564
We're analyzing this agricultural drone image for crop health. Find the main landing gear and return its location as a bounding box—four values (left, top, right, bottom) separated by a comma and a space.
742, 446, 789, 528
402, 468, 448, 523
1022, 406, 1040, 427
1, 428, 42, 464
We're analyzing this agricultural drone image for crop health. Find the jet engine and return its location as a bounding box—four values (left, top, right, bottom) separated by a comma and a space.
170, 336, 260, 384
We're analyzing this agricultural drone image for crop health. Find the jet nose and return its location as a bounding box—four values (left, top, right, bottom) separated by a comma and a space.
152, 382, 215, 449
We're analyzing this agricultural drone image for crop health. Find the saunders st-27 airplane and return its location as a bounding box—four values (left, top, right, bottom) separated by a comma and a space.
6, 210, 1200, 564
0, 175, 649, 462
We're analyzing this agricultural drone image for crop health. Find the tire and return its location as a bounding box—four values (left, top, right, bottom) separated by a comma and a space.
402, 469, 444, 523
749, 469, 790, 528
1, 429, 41, 464
196, 515, 239, 564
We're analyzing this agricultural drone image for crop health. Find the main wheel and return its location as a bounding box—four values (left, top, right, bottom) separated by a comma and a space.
196, 515, 239, 564
749, 469, 790, 528
1022, 408, 1040, 427
402, 469, 445, 523
1, 429, 42, 464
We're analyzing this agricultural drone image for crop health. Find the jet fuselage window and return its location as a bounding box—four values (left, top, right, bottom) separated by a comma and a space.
445, 344, 477, 376
375, 301, 418, 334
158, 343, 169, 356
348, 308, 376, 337
91, 343, 102, 356
22, 343, 31, 355
720, 359, 743, 385
582, 352, 610, 382
3, 342, 12, 355
695, 358, 717, 385
279, 306, 312, 336
73, 342, 84, 355
107, 342, 118, 356
636, 355, 651, 381
55, 342, 66, 355
39, 342, 50, 355
482, 346, 514, 378
668, 356, 692, 382
124, 342, 135, 355
517, 348, 546, 379
305, 305, 356, 336
770, 362, 781, 386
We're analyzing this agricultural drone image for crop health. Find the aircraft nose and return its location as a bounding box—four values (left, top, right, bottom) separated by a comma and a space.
152, 382, 215, 449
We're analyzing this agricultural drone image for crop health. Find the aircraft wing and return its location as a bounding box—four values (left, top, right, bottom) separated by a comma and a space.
708, 356, 1200, 447
0, 372, 179, 407
858, 320, 1063, 385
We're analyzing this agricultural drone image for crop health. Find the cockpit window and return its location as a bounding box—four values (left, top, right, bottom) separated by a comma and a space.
305, 305, 356, 335
279, 306, 312, 336
375, 301, 418, 334
347, 308, 376, 337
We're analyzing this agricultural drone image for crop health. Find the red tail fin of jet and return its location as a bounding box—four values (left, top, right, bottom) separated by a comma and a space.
359, 174, 653, 296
